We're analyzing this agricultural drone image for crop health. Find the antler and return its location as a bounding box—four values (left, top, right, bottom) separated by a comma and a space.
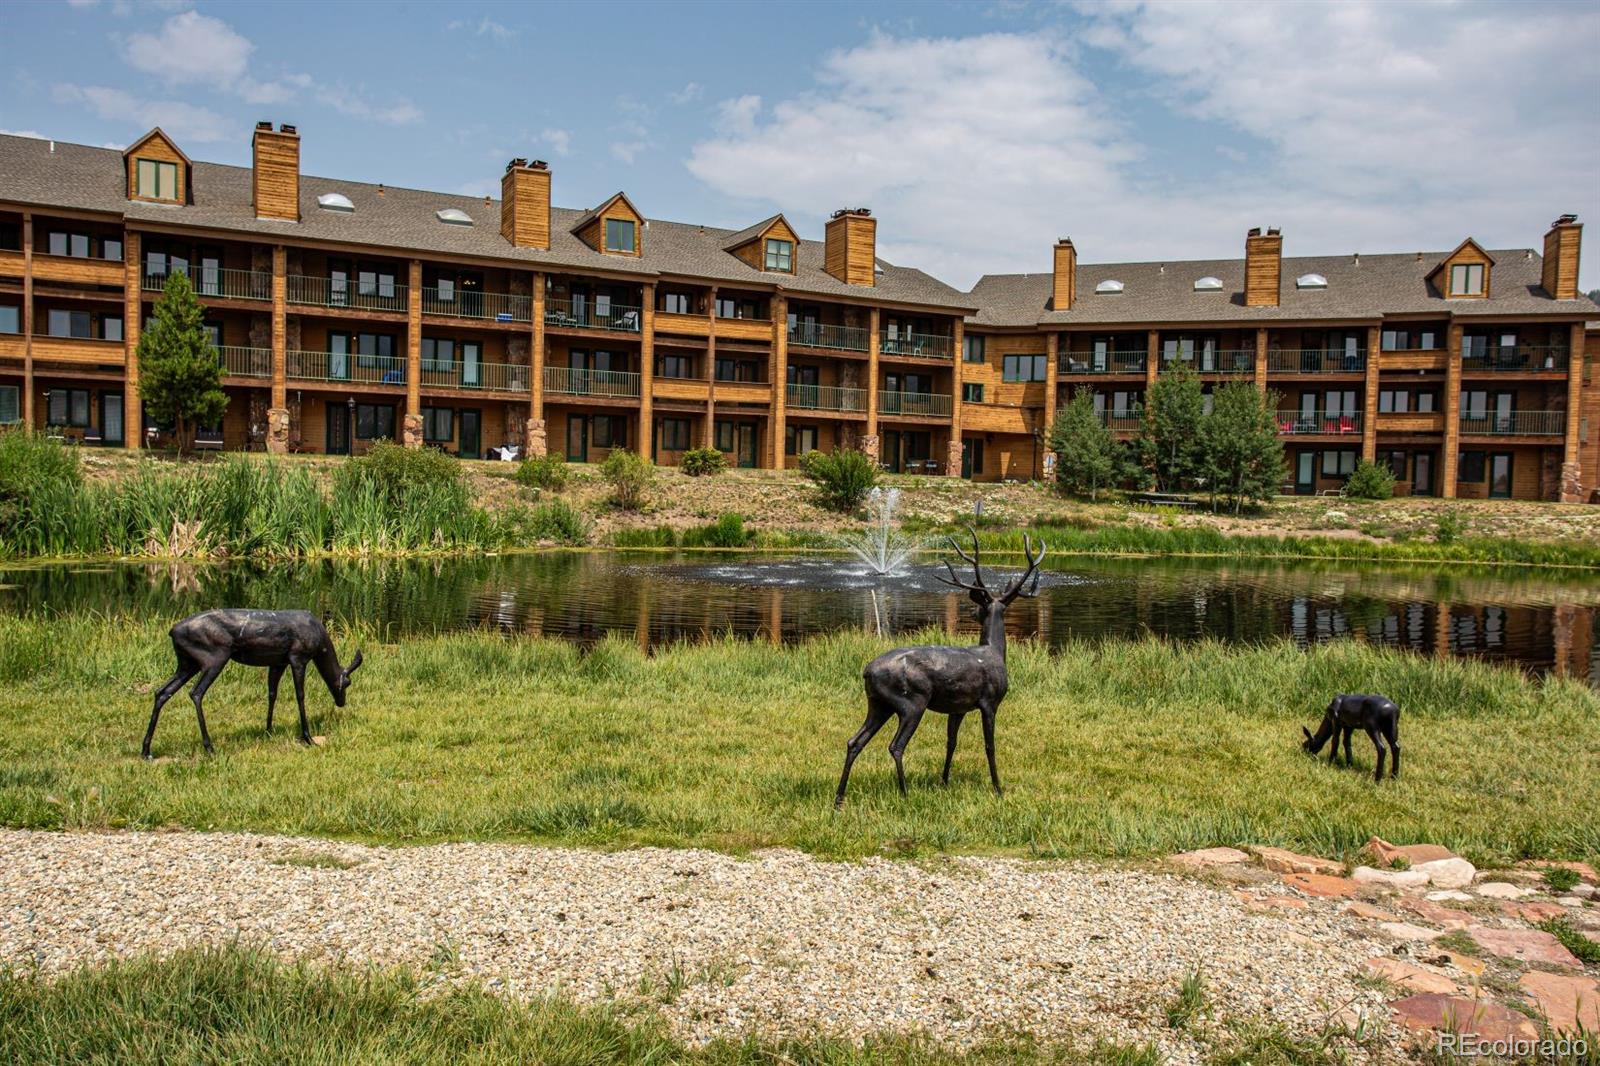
933, 527, 988, 593
1000, 533, 1048, 604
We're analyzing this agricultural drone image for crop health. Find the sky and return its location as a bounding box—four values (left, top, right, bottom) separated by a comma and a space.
3, 0, 1598, 293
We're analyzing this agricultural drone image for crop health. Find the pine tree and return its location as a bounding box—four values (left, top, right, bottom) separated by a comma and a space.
137, 271, 227, 455
1139, 362, 1205, 492
1048, 388, 1126, 500
1199, 381, 1286, 513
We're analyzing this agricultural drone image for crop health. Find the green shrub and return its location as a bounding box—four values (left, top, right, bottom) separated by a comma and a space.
799, 448, 877, 512
1342, 460, 1395, 500
505, 499, 589, 545
1542, 866, 1581, 892
515, 453, 569, 491
599, 449, 653, 510
1434, 510, 1463, 545
681, 513, 751, 548
610, 526, 678, 548
679, 447, 727, 477
0, 430, 82, 541
338, 441, 463, 508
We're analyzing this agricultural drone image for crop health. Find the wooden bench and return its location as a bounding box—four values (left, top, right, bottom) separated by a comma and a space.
1130, 492, 1199, 509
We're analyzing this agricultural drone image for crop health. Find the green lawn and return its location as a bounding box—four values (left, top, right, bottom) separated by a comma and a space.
0, 615, 1595, 864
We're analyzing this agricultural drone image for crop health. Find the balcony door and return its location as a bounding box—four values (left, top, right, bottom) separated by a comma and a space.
1489, 453, 1512, 498
1493, 392, 1514, 434
458, 409, 481, 459
1295, 452, 1315, 495
461, 342, 482, 388
1412, 452, 1433, 496
326, 404, 351, 456
566, 415, 588, 461
735, 423, 758, 468
329, 333, 351, 381
100, 393, 124, 446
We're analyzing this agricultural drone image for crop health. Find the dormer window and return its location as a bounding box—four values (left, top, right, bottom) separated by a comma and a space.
764, 238, 793, 272
136, 159, 179, 201
1449, 263, 1484, 296
605, 218, 636, 253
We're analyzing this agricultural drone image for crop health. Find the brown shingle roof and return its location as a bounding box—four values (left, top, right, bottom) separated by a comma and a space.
0, 133, 974, 312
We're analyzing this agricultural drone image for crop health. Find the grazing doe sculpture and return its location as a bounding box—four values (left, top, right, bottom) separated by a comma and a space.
143, 609, 362, 758
834, 530, 1045, 808
1302, 694, 1400, 782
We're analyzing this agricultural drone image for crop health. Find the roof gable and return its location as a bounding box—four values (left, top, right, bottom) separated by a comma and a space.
122, 127, 191, 204
1427, 238, 1494, 298
571, 191, 644, 257
722, 214, 799, 273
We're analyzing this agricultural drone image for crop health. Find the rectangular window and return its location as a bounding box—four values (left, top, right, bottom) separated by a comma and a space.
355, 404, 396, 440
657, 354, 691, 378
962, 383, 984, 403
604, 218, 636, 253
1380, 329, 1406, 352
785, 425, 818, 456
0, 222, 19, 251
660, 418, 691, 452
47, 309, 93, 338
763, 238, 793, 271
48, 388, 91, 428
0, 384, 18, 424
1002, 354, 1047, 382
715, 296, 737, 319
136, 158, 179, 200
1320, 449, 1357, 477
1417, 330, 1437, 350
422, 407, 453, 443
592, 415, 627, 449
1416, 391, 1436, 413
103, 237, 122, 262
962, 334, 986, 363
662, 292, 691, 314
714, 420, 735, 452
1381, 451, 1408, 479
0, 305, 18, 334
1458, 450, 1486, 482
357, 333, 396, 369
1449, 262, 1484, 296
103, 315, 123, 342
48, 232, 68, 256
421, 337, 455, 373
1462, 390, 1488, 419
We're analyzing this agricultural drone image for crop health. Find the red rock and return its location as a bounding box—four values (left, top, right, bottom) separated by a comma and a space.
1468, 926, 1583, 967
1520, 971, 1600, 1034
1389, 993, 1539, 1045
1170, 846, 1250, 868
1365, 956, 1459, 995
1249, 845, 1344, 877
1282, 872, 1360, 898
1344, 901, 1401, 921
1396, 897, 1474, 929
1498, 900, 1568, 923
1518, 860, 1599, 885
1366, 836, 1456, 866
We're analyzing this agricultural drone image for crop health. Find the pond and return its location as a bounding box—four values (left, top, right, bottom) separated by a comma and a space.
3, 550, 1596, 687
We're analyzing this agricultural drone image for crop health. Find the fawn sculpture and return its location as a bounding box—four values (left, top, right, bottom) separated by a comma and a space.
1302, 693, 1401, 782
834, 530, 1045, 808
143, 609, 362, 758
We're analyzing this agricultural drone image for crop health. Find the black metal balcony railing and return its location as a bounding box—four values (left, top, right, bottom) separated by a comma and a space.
787, 322, 869, 353
878, 390, 953, 417
144, 268, 271, 302
1160, 349, 1255, 373
1460, 345, 1570, 373
1060, 351, 1147, 374
287, 350, 407, 385
1458, 411, 1565, 437
786, 383, 867, 412
544, 298, 642, 333
287, 276, 408, 313
216, 346, 272, 378
421, 289, 532, 324
420, 361, 530, 393
543, 366, 641, 398
1275, 410, 1364, 436
880, 331, 954, 359
1266, 349, 1368, 374
1097, 409, 1144, 432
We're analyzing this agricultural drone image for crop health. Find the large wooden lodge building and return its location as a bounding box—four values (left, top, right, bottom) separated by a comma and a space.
2, 125, 1596, 501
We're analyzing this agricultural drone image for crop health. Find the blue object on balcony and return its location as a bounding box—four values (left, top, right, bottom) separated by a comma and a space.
382, 370, 403, 384
496, 312, 513, 322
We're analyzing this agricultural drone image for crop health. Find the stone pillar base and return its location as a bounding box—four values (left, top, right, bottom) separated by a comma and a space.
946, 438, 964, 477
860, 433, 880, 464
1559, 460, 1585, 504
266, 407, 290, 455
402, 413, 424, 450
525, 418, 547, 459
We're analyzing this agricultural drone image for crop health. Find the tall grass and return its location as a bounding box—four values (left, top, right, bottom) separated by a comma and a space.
0, 615, 1593, 863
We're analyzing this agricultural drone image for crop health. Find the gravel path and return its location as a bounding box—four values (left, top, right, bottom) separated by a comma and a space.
0, 830, 1398, 1062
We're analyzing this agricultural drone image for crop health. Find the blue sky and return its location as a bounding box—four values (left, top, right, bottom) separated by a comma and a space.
4, 0, 1598, 292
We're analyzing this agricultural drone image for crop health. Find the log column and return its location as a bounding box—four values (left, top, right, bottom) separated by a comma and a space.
22, 214, 34, 431
704, 286, 718, 450
1254, 328, 1268, 394
770, 295, 787, 469
863, 307, 881, 463
1441, 322, 1463, 498
947, 316, 966, 476
638, 282, 655, 460
266, 244, 288, 454
402, 259, 423, 448
1560, 320, 1585, 502
1041, 331, 1060, 480
1362, 325, 1381, 462
1145, 330, 1160, 392
528, 272, 546, 457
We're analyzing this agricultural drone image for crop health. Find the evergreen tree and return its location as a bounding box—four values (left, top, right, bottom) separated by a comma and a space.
1138, 362, 1205, 492
1048, 388, 1128, 500
137, 271, 227, 455
1198, 381, 1286, 513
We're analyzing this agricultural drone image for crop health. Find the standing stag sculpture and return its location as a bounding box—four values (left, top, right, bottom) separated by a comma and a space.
143, 609, 362, 758
834, 530, 1045, 808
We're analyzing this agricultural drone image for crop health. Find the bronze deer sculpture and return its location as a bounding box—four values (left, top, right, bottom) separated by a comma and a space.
834, 530, 1045, 808
143, 609, 362, 758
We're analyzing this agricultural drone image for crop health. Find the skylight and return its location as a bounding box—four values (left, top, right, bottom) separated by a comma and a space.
436, 208, 473, 226
1296, 273, 1328, 289
317, 192, 354, 213
1095, 279, 1124, 294
1194, 276, 1223, 291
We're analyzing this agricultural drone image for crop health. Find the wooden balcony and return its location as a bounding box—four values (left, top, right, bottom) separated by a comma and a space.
788, 322, 868, 354
786, 383, 866, 413
1060, 351, 1147, 375
1266, 350, 1368, 374
655, 311, 711, 337
716, 316, 772, 343
287, 350, 406, 387
879, 390, 953, 418
544, 366, 641, 400
30, 336, 126, 366
880, 331, 954, 361
544, 298, 641, 334
1378, 348, 1447, 372
1276, 410, 1364, 437
714, 381, 771, 405
654, 375, 710, 402
0, 250, 22, 278
287, 276, 408, 314
1375, 411, 1444, 434
218, 346, 272, 379
421, 361, 530, 394
1160, 350, 1255, 374
33, 254, 125, 287
421, 289, 531, 325
1460, 346, 1569, 374
1459, 411, 1565, 437
145, 268, 270, 303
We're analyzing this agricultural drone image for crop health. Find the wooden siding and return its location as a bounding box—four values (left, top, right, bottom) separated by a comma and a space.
1244, 231, 1282, 308
961, 331, 1046, 434
500, 166, 551, 250
30, 255, 124, 287
30, 337, 127, 366
1381, 350, 1447, 372
251, 129, 300, 222
824, 213, 876, 287
124, 129, 188, 204
654, 311, 711, 337
1429, 239, 1493, 299
1052, 241, 1075, 311
1542, 222, 1581, 300
730, 217, 799, 274
576, 194, 644, 257
0, 250, 22, 278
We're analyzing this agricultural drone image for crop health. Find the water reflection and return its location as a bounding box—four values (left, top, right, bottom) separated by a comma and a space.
0, 551, 1595, 685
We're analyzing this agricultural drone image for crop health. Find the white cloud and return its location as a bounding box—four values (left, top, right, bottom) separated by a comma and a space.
317, 84, 422, 126
0, 128, 47, 139
610, 140, 646, 164
670, 81, 703, 105
541, 128, 572, 157
123, 11, 254, 87
449, 15, 515, 39
689, 9, 1600, 290
52, 84, 232, 143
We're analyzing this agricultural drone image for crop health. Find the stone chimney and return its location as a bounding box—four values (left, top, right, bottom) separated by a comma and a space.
1244, 226, 1282, 308
1541, 214, 1581, 299
1052, 237, 1076, 311
251, 121, 300, 222
501, 158, 551, 250
824, 208, 877, 287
